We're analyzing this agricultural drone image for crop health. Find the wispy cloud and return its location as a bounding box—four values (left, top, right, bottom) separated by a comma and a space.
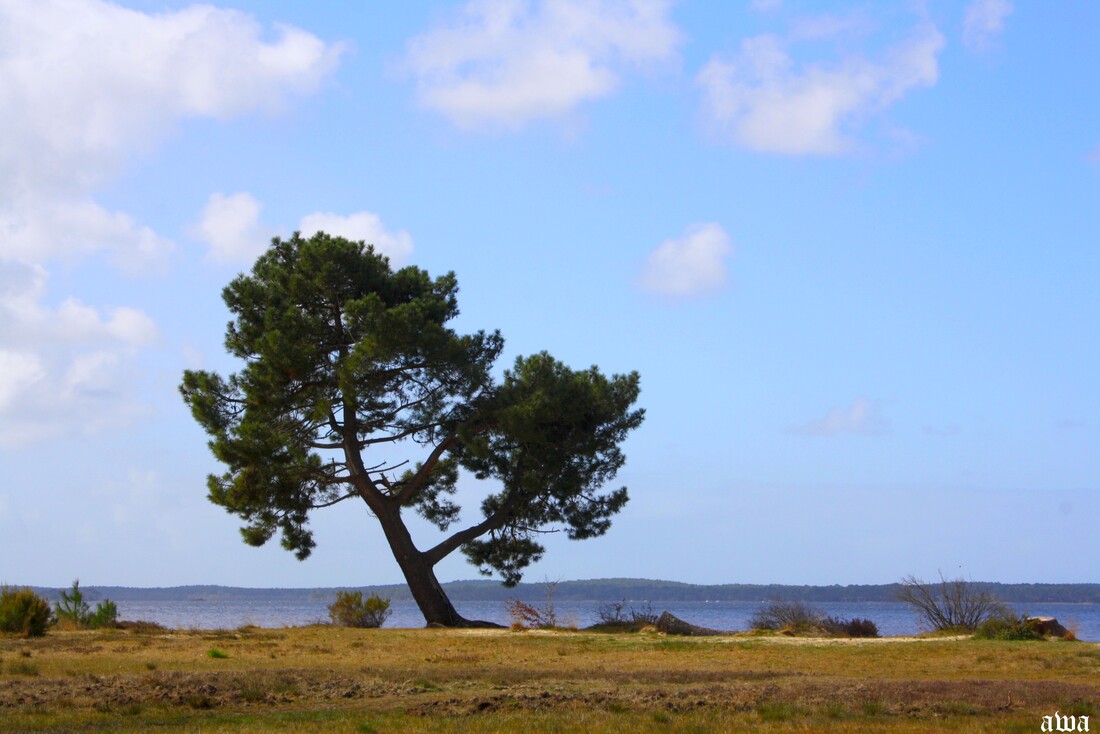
696, 19, 944, 155
403, 0, 680, 130
0, 259, 158, 447
792, 397, 890, 436
638, 222, 731, 298
963, 0, 1012, 53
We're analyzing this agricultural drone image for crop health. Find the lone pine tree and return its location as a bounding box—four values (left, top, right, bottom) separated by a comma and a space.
181, 232, 643, 626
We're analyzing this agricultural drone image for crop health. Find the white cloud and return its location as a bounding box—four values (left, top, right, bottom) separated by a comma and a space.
0, 351, 45, 412
0, 259, 158, 447
0, 259, 157, 348
697, 21, 945, 155
0, 1, 342, 447
0, 0, 343, 199
0, 195, 174, 274
638, 222, 731, 297
963, 0, 1012, 53
195, 192, 272, 265
793, 397, 889, 436
404, 0, 680, 129
299, 211, 415, 266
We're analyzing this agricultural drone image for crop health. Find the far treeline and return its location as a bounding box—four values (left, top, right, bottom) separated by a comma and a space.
25, 579, 1100, 604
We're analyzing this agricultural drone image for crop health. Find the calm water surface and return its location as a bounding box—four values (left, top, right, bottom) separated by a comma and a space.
115, 599, 1100, 640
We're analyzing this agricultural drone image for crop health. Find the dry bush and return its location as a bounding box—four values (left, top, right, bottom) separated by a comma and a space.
750, 600, 824, 632
898, 574, 1009, 632
596, 599, 658, 628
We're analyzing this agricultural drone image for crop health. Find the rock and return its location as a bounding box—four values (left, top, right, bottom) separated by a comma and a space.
655, 612, 726, 637
1027, 616, 1068, 637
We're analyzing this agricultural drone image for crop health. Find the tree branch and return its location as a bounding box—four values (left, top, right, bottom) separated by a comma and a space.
422, 489, 522, 566
394, 433, 459, 505
310, 491, 359, 509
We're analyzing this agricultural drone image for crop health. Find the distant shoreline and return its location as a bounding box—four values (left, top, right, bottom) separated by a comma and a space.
19, 579, 1100, 604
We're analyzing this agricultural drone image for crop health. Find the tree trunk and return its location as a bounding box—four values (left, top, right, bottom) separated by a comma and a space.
375, 504, 502, 628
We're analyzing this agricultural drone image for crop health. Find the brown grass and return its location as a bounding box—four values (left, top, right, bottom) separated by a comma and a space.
1, 625, 1097, 732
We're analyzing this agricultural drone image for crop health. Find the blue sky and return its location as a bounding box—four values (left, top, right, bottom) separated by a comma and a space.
1, 0, 1096, 589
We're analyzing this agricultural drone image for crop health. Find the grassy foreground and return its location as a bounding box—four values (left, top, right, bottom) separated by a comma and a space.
1, 625, 1098, 732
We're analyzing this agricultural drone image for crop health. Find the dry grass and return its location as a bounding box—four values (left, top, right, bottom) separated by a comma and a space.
1, 625, 1098, 732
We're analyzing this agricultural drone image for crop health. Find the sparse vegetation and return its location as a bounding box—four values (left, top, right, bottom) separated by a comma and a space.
973, 613, 1044, 641
0, 624, 1096, 732
595, 599, 659, 629
0, 585, 52, 637
823, 615, 880, 638
328, 591, 392, 629
750, 599, 825, 633
506, 579, 575, 630
749, 600, 879, 637
898, 574, 1009, 632
54, 580, 119, 630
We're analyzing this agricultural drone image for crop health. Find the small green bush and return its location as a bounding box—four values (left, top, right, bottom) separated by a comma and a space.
53, 580, 118, 629
208, 648, 229, 659
88, 599, 118, 629
0, 586, 52, 637
974, 613, 1043, 641
328, 590, 392, 628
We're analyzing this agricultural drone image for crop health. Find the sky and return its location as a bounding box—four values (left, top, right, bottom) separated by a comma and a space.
1, 0, 1097, 590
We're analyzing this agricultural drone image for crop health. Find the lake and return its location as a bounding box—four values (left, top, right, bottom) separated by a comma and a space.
114, 598, 1100, 640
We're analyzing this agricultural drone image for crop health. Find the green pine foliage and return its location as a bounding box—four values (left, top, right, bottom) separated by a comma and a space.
328, 591, 392, 628
180, 232, 643, 625
0, 586, 52, 637
54, 580, 118, 630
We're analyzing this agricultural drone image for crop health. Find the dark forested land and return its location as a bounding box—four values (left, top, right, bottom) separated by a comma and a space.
23, 579, 1100, 604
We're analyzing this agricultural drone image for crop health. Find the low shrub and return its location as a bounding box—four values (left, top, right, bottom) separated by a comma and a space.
506, 599, 552, 629
823, 616, 880, 638
750, 600, 824, 633
898, 574, 1008, 632
595, 599, 658, 628
0, 586, 52, 637
54, 580, 119, 630
974, 613, 1043, 641
328, 591, 392, 628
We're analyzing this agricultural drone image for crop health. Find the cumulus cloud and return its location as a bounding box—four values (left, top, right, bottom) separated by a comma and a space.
1, 196, 174, 274
963, 0, 1012, 53
0, 0, 342, 446
0, 258, 158, 447
793, 397, 890, 436
191, 191, 415, 267
0, 0, 343, 198
299, 211, 415, 266
404, 0, 680, 129
696, 20, 945, 155
638, 222, 731, 298
195, 192, 272, 265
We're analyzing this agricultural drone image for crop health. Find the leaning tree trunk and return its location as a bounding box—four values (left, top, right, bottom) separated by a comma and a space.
375, 504, 501, 628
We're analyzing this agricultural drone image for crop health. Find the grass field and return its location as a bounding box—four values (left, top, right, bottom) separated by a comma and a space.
2, 624, 1097, 732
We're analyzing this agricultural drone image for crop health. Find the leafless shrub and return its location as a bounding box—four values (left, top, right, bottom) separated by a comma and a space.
596, 599, 658, 627
898, 574, 1009, 632
506, 579, 563, 629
